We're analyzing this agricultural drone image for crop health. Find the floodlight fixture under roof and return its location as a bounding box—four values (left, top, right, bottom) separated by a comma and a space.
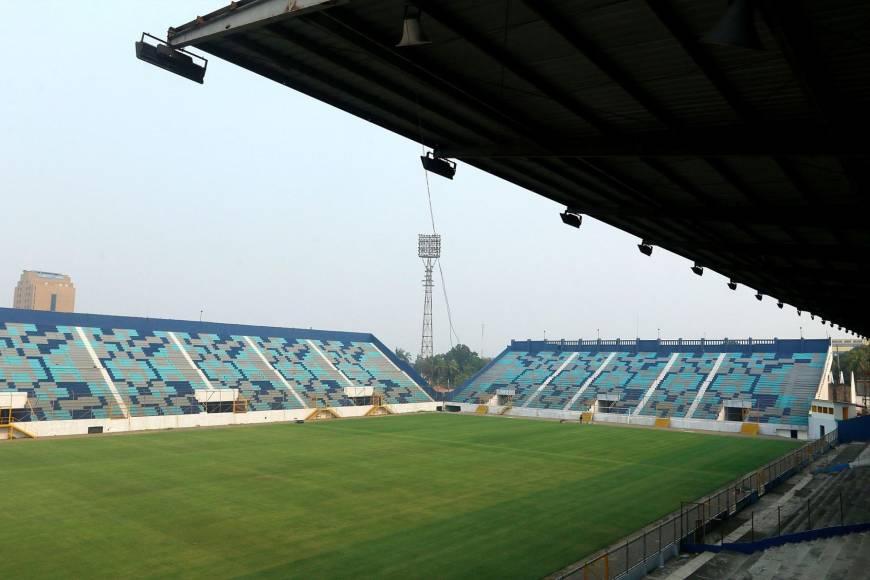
560, 209, 582, 228
420, 151, 456, 179
135, 33, 207, 84
777, 300, 784, 309
691, 263, 704, 276
397, 5, 432, 47
704, 0, 763, 50
755, 291, 763, 301
727, 279, 738, 291
637, 240, 653, 256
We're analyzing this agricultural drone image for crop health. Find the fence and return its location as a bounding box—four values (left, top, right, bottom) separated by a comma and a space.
554, 429, 839, 580
683, 487, 870, 554
10, 391, 304, 422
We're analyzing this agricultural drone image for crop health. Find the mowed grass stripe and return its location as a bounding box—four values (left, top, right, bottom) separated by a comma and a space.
1, 413, 800, 579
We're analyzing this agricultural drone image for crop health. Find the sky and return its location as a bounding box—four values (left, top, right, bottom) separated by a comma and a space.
0, 1, 848, 358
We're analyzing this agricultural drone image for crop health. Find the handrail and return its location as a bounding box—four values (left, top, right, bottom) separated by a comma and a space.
552, 429, 839, 579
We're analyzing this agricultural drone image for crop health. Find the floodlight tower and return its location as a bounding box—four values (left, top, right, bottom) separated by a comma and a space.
418, 234, 441, 359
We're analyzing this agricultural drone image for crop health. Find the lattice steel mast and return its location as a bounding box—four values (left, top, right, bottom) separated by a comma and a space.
418, 234, 441, 359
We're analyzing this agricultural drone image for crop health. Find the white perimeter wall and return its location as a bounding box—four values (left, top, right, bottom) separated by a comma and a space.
19, 402, 439, 438
449, 403, 808, 439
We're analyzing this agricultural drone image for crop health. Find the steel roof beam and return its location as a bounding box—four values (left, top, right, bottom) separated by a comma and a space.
167, 0, 341, 47
521, 0, 677, 128
522, 0, 809, 252
643, 0, 755, 120
407, 1, 768, 261
760, 1, 868, 199
411, 0, 815, 274
413, 0, 614, 134
305, 10, 661, 209
434, 124, 866, 158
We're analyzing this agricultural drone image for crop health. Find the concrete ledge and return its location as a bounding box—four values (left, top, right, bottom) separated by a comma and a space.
13, 402, 439, 438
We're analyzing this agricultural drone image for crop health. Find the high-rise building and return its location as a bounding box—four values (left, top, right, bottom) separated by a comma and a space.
12, 270, 75, 312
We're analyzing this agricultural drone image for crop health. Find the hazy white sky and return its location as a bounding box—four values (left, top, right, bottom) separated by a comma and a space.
0, 1, 846, 357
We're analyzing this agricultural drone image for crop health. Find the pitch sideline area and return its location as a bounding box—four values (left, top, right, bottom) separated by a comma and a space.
1, 413, 799, 578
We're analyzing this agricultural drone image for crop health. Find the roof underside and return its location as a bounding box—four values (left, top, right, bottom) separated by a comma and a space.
167, 0, 870, 335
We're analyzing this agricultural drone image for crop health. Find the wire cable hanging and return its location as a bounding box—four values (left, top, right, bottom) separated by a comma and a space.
421, 147, 461, 350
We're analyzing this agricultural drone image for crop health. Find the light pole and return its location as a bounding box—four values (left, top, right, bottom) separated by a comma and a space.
418, 234, 441, 360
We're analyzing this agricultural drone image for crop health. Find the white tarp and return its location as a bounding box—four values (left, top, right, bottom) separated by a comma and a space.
195, 389, 239, 403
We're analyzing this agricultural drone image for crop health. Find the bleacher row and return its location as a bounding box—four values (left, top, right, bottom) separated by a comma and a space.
452, 340, 829, 426
0, 309, 431, 422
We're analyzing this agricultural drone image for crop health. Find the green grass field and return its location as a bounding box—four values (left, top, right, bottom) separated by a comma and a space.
1, 413, 800, 578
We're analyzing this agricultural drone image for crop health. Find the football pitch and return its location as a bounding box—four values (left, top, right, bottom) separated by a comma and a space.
1, 413, 800, 578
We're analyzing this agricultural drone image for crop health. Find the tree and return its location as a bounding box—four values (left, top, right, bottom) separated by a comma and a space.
394, 347, 413, 366
838, 345, 870, 380
413, 344, 490, 389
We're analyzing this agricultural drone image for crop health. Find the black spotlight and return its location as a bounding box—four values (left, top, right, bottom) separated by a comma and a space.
777, 300, 783, 309
821, 319, 826, 325
704, 0, 763, 50
727, 280, 738, 291
420, 151, 456, 179
830, 321, 835, 328
638, 240, 653, 256
560, 209, 582, 228
691, 263, 704, 276
810, 314, 815, 320
755, 291, 763, 301
135, 33, 207, 84
397, 5, 432, 47
797, 310, 802, 316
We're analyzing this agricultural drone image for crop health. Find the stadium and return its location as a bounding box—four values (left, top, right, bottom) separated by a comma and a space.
3, 1, 870, 579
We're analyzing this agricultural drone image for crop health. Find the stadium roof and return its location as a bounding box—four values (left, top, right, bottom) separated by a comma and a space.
160, 0, 870, 336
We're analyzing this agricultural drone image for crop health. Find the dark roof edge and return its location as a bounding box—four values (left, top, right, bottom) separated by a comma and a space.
508, 338, 831, 354
0, 307, 373, 343
167, 0, 343, 48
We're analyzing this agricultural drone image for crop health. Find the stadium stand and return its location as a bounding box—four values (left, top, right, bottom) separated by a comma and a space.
692, 351, 827, 425
457, 350, 574, 406
172, 332, 304, 412
524, 351, 612, 410
0, 308, 433, 435
640, 352, 721, 419
316, 340, 431, 405
250, 337, 351, 407
86, 327, 202, 416
0, 322, 119, 421
453, 338, 831, 437
566, 351, 674, 413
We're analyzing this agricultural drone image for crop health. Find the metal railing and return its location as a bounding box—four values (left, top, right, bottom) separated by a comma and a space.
554, 430, 839, 579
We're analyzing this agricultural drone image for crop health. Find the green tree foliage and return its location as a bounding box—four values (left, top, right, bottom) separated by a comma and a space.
394, 347, 413, 366
413, 344, 490, 389
836, 344, 870, 379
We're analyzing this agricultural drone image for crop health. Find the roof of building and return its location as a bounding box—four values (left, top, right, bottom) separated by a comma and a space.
161, 0, 870, 336
25, 271, 69, 280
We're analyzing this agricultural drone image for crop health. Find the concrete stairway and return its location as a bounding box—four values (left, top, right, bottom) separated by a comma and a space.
732, 531, 870, 580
